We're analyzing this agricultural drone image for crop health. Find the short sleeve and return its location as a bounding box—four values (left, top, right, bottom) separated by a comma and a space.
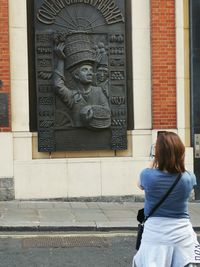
191, 173, 197, 186
139, 169, 147, 189
187, 171, 197, 187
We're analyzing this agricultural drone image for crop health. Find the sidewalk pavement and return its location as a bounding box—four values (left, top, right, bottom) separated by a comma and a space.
0, 201, 199, 232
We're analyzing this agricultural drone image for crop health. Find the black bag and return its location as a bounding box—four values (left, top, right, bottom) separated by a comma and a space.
135, 209, 145, 250
135, 173, 182, 250
137, 208, 145, 223
135, 223, 144, 250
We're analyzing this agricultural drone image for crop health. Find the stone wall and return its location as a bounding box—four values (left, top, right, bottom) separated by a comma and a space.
0, 178, 14, 200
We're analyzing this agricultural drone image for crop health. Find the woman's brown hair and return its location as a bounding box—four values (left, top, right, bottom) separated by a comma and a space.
152, 131, 185, 173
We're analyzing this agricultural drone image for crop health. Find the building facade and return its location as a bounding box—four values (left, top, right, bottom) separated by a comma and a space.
0, 0, 199, 200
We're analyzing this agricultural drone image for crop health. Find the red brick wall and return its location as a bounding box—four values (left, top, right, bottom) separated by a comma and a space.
151, 0, 176, 129
0, 0, 11, 131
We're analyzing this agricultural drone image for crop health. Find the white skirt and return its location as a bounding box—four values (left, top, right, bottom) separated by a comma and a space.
133, 217, 200, 267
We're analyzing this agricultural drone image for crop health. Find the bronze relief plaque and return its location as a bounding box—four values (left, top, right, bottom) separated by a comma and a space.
35, 0, 128, 151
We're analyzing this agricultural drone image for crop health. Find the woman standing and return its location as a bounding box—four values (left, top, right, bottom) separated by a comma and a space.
133, 131, 200, 267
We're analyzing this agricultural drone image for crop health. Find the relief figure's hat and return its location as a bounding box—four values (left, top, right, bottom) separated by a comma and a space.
65, 33, 96, 70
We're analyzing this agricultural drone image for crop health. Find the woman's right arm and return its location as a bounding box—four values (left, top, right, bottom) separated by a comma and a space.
53, 43, 74, 108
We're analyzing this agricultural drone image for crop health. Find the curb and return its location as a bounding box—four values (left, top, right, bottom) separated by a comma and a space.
0, 226, 137, 232
0, 226, 199, 232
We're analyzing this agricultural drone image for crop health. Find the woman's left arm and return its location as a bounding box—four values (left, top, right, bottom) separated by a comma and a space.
137, 175, 144, 190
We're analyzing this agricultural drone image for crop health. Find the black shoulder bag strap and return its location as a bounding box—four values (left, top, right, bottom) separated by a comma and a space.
144, 172, 182, 223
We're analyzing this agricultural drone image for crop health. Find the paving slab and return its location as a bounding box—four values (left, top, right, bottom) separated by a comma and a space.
0, 201, 199, 232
